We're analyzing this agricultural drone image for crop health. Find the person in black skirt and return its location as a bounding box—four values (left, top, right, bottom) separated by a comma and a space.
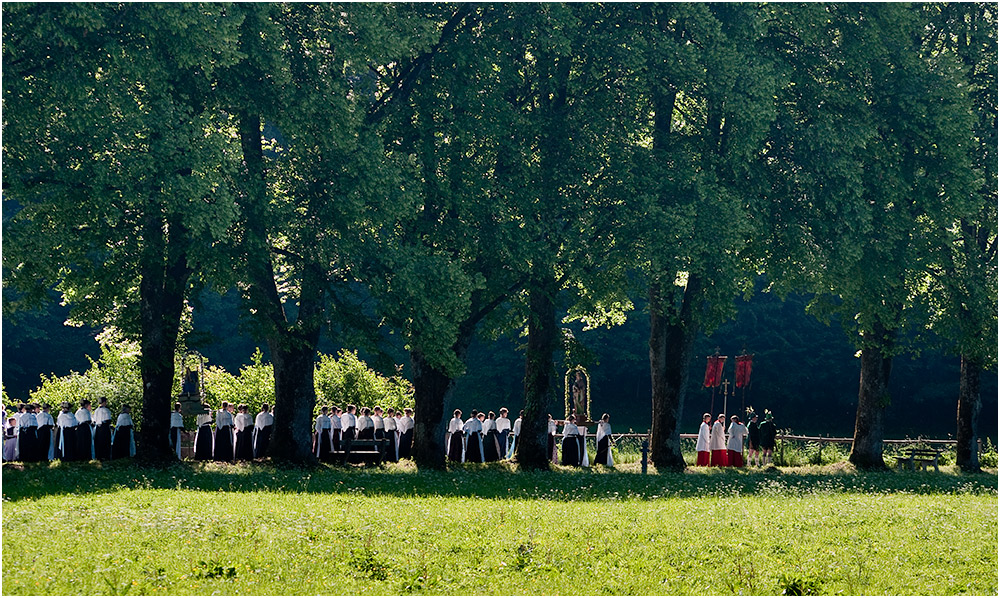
234, 404, 255, 461
253, 403, 273, 459
75, 399, 95, 461
447, 409, 465, 462
594, 413, 613, 466
483, 411, 502, 462
560, 415, 581, 466
56, 402, 78, 461
194, 403, 214, 460
213, 402, 235, 462
111, 404, 135, 459
398, 408, 414, 459
93, 397, 114, 460
36, 403, 55, 461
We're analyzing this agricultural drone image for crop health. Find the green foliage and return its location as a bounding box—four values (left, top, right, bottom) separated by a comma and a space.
314, 350, 413, 415
202, 348, 275, 416
28, 329, 142, 428
981, 438, 998, 469
1, 464, 996, 596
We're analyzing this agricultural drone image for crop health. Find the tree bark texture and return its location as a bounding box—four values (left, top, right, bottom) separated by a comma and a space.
517, 271, 559, 470
410, 349, 451, 470
648, 274, 702, 471
849, 322, 893, 469
137, 212, 192, 463
955, 354, 982, 473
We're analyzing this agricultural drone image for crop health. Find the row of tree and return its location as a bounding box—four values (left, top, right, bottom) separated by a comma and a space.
4, 3, 995, 470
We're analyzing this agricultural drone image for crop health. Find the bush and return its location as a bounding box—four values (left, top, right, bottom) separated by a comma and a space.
980, 437, 998, 468
314, 349, 413, 415
29, 329, 143, 429
202, 348, 275, 417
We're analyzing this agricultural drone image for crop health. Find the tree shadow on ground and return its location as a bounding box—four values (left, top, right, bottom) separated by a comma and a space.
1, 459, 995, 503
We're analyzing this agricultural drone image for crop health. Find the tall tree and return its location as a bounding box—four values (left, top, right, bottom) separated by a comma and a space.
918, 3, 998, 472
3, 4, 242, 460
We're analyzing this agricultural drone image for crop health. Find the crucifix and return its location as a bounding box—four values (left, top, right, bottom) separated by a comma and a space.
722, 379, 730, 419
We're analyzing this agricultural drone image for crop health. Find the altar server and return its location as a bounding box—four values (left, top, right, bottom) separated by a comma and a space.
194, 404, 214, 460
36, 403, 55, 461
253, 404, 273, 458
463, 410, 484, 463
482, 411, 502, 462
594, 413, 614, 466
446, 409, 465, 462
75, 399, 95, 460
710, 413, 728, 467
169, 402, 185, 460
214, 402, 235, 462
234, 404, 255, 461
561, 415, 581, 466
693, 413, 711, 466
56, 402, 79, 461
727, 415, 748, 467
111, 404, 136, 458
314, 406, 333, 460
93, 397, 114, 460
398, 408, 414, 459
383, 408, 399, 462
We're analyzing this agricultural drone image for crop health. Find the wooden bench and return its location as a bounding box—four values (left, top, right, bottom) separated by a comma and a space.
896, 447, 941, 472
331, 438, 387, 466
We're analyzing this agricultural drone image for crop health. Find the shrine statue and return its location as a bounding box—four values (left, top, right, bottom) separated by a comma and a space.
570, 368, 589, 423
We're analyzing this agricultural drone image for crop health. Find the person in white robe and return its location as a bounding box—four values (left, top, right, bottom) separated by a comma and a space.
398, 408, 414, 459
93, 398, 114, 460
594, 413, 614, 467
710, 413, 728, 467
110, 405, 136, 458
341, 405, 358, 446
726, 415, 748, 467
446, 409, 465, 462
314, 407, 333, 460
356, 408, 374, 440
253, 404, 274, 458
695, 413, 712, 466
169, 402, 185, 460
74, 400, 95, 461
547, 414, 558, 463
463, 410, 485, 463
482, 411, 502, 462
55, 402, 79, 461
194, 404, 214, 460
36, 403, 56, 461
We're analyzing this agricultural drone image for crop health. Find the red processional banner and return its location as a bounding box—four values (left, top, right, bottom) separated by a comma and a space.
703, 355, 727, 388
735, 354, 754, 388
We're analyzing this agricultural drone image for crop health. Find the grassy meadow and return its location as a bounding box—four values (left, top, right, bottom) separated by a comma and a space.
2, 460, 996, 596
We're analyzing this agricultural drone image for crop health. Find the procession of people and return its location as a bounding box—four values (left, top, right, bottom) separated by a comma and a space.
695, 410, 776, 468
2, 399, 135, 463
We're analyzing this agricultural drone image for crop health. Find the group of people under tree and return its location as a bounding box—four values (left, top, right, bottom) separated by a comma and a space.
446, 407, 615, 468
311, 404, 414, 463
696, 411, 776, 467
3, 398, 135, 462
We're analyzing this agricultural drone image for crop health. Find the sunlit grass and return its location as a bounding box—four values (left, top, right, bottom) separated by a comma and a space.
2, 460, 996, 595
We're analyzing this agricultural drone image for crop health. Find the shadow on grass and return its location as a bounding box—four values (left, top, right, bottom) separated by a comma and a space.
1, 459, 996, 503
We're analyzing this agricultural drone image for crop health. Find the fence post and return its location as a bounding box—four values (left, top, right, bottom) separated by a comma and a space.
641, 434, 649, 475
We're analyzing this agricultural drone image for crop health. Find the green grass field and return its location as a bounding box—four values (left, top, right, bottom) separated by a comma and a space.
2, 460, 996, 595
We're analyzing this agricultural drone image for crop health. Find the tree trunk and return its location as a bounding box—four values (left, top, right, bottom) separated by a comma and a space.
956, 354, 982, 473
267, 330, 320, 464
517, 271, 559, 470
137, 211, 191, 463
410, 349, 451, 470
649, 273, 701, 471
849, 322, 893, 469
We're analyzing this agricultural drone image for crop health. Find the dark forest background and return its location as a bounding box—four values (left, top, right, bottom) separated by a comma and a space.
5, 283, 995, 441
